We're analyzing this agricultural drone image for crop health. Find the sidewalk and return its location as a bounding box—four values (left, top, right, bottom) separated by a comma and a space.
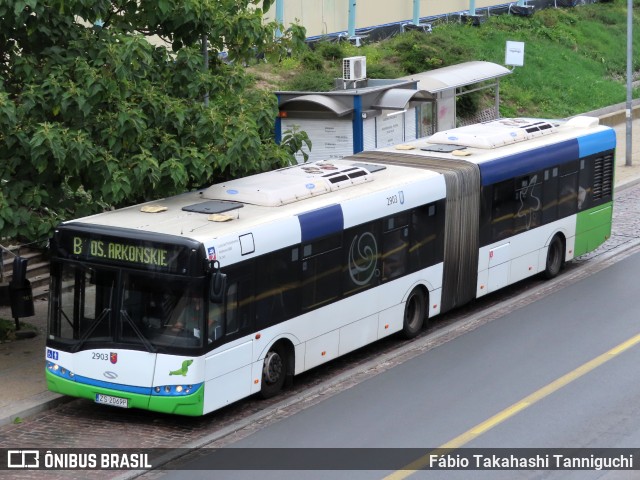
610, 117, 640, 190
0, 297, 64, 426
1, 111, 640, 427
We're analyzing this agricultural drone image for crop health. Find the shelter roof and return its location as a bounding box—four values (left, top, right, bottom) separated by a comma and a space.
400, 61, 512, 93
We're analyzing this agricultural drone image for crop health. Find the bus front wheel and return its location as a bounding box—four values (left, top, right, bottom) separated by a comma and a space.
544, 235, 565, 279
402, 287, 427, 339
259, 344, 287, 399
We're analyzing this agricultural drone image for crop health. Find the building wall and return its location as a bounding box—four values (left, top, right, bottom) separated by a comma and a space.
263, 1, 508, 38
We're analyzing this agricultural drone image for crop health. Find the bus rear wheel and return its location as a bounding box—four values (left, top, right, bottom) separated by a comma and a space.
259, 344, 287, 399
543, 235, 565, 279
402, 287, 426, 339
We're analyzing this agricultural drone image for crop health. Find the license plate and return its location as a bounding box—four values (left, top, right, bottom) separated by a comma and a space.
95, 393, 129, 408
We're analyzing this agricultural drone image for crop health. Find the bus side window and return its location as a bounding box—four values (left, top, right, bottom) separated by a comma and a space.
300, 234, 342, 311
409, 204, 440, 271
208, 300, 224, 342
225, 283, 238, 335
208, 283, 238, 343
256, 248, 299, 328
491, 180, 516, 242
382, 213, 409, 283
558, 160, 579, 218
209, 273, 253, 344
514, 173, 542, 234
542, 167, 559, 225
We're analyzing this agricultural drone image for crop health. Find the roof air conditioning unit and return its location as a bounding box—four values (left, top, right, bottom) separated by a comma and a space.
343, 56, 367, 81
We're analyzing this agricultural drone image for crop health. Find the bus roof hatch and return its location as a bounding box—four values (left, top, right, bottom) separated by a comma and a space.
428, 118, 559, 149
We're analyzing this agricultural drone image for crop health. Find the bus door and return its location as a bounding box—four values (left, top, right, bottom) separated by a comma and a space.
203, 266, 255, 412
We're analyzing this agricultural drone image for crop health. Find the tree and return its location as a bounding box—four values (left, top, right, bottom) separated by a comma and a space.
0, 0, 306, 242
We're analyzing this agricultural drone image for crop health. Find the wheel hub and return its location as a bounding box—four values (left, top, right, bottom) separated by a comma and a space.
263, 351, 283, 384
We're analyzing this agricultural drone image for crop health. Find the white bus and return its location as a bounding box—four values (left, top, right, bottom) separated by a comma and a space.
46, 116, 615, 415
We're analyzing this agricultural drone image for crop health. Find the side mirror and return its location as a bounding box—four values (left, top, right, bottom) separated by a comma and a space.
209, 261, 227, 303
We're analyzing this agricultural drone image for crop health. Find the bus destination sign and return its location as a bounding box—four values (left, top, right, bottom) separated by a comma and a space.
61, 232, 191, 274
72, 237, 169, 268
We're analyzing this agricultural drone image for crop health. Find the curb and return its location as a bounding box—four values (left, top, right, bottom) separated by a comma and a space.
0, 391, 71, 427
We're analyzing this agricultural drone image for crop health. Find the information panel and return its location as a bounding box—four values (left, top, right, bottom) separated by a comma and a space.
54, 228, 194, 274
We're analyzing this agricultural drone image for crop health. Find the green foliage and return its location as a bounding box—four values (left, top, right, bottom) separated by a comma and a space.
0, 318, 37, 342
370, 0, 637, 118
456, 90, 481, 119
365, 62, 404, 80
284, 70, 336, 91
314, 40, 347, 61
260, 0, 639, 121
383, 27, 472, 74
386, 31, 444, 73
283, 24, 309, 57
281, 125, 313, 163
0, 318, 14, 342
300, 50, 324, 71
0, 0, 304, 242
4, 0, 640, 243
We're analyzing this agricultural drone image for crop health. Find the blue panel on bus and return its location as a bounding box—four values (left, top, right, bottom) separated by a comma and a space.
297, 204, 344, 243
577, 129, 616, 158
480, 139, 579, 185
74, 374, 152, 395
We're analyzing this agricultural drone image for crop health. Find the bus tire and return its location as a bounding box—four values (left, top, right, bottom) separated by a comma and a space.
402, 287, 426, 339
259, 343, 287, 399
543, 235, 565, 279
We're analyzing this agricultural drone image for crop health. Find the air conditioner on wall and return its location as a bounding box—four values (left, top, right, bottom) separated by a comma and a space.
343, 56, 367, 81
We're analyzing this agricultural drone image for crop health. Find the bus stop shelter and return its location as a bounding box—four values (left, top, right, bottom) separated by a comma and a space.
400, 60, 512, 136
276, 61, 512, 162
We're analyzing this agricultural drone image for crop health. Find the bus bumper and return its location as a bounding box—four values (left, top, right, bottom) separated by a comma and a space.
45, 369, 204, 416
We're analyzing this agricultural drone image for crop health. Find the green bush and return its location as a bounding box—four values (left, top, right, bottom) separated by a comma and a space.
300, 50, 325, 71
315, 40, 346, 61
284, 70, 335, 91
0, 318, 38, 342
456, 90, 481, 118
0, 318, 15, 342
365, 61, 404, 80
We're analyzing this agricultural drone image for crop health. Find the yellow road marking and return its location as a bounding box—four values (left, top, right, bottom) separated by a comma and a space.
384, 332, 640, 480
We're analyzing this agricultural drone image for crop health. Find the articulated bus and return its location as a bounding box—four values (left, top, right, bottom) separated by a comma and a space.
45, 116, 615, 416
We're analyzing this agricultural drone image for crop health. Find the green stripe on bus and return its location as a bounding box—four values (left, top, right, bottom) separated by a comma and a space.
45, 370, 204, 416
574, 202, 613, 257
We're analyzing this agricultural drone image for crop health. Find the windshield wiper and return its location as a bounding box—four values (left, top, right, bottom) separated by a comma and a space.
121, 310, 157, 353
70, 308, 111, 353
59, 306, 73, 332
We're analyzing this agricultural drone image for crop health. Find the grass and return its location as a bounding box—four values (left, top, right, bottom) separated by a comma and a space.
0, 318, 16, 342
0, 317, 38, 342
251, 0, 640, 118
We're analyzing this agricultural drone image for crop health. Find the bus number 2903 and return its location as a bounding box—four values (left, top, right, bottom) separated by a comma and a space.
92, 352, 109, 361
387, 191, 404, 206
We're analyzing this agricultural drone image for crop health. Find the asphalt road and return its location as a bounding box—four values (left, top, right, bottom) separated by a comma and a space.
153, 249, 640, 480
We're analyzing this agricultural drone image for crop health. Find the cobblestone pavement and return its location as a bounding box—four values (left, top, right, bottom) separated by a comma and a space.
1, 120, 640, 480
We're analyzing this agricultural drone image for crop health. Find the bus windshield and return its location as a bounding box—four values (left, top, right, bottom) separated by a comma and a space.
48, 262, 205, 352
